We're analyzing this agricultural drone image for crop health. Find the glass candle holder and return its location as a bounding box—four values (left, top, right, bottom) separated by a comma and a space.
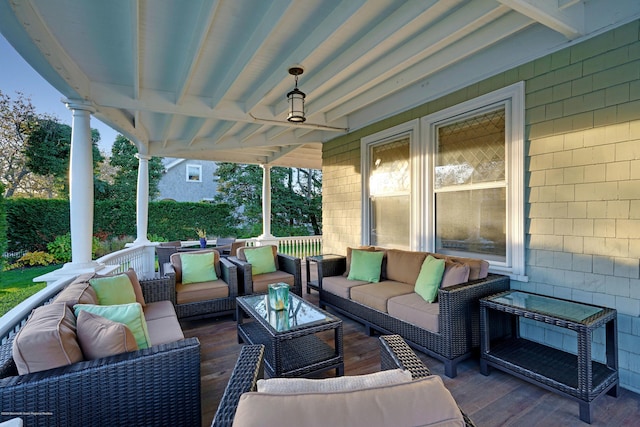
268, 283, 289, 311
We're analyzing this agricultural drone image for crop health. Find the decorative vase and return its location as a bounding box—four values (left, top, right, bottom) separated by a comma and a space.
268, 283, 289, 311
199, 237, 207, 248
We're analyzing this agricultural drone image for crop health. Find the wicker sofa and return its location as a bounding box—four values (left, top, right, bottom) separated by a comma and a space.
212, 335, 475, 427
317, 248, 510, 377
0, 273, 201, 427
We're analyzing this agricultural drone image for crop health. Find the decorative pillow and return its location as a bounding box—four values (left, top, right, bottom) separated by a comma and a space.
53, 278, 99, 308
347, 250, 384, 282
12, 302, 84, 375
441, 261, 470, 288
257, 369, 412, 393
76, 310, 139, 360
89, 274, 137, 306
74, 303, 152, 349
244, 246, 277, 275
414, 255, 446, 303
180, 252, 218, 284
344, 246, 376, 277
92, 269, 146, 307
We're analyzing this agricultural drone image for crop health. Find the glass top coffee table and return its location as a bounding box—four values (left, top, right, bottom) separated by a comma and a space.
236, 292, 344, 378
480, 291, 618, 423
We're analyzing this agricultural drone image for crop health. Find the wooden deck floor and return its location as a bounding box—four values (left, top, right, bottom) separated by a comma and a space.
181, 285, 640, 426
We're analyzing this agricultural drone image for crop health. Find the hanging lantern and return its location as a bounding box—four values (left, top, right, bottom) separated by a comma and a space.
286, 67, 306, 123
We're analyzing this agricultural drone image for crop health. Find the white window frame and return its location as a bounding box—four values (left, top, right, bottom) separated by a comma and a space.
361, 119, 420, 249
186, 164, 202, 182
421, 82, 526, 280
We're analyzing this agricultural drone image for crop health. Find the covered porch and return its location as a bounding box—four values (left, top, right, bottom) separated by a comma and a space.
2, 0, 640, 425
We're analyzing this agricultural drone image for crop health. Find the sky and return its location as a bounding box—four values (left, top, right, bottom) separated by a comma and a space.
0, 34, 117, 153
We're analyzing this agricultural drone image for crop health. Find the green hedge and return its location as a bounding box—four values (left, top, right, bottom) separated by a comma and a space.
6, 199, 236, 252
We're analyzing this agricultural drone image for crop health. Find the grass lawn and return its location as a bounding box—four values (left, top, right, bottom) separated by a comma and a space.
0, 265, 60, 317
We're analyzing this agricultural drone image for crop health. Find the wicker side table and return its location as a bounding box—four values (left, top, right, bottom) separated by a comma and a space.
480, 291, 618, 424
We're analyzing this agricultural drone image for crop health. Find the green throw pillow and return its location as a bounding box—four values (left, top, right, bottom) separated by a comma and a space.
74, 303, 152, 349
181, 252, 218, 284
89, 274, 137, 306
245, 246, 277, 275
415, 255, 446, 303
347, 250, 384, 282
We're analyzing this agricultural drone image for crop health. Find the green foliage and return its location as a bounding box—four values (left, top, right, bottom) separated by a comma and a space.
94, 235, 134, 258
46, 233, 101, 263
102, 135, 164, 201
10, 251, 55, 268
5, 198, 237, 253
214, 163, 322, 237
147, 234, 167, 242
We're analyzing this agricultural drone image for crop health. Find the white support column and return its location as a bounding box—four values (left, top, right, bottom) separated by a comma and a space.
134, 153, 151, 245
257, 164, 278, 246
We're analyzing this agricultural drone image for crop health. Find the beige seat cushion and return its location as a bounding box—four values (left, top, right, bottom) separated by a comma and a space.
251, 270, 295, 293
233, 375, 465, 427
350, 281, 414, 313
76, 310, 139, 360
322, 275, 370, 299
143, 301, 185, 345
170, 249, 222, 282
12, 302, 83, 374
385, 249, 427, 285
176, 280, 229, 304
387, 293, 440, 333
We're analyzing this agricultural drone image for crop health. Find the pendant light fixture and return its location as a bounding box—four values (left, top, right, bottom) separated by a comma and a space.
286, 67, 306, 123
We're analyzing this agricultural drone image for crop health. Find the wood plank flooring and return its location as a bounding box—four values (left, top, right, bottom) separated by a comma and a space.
181, 290, 640, 427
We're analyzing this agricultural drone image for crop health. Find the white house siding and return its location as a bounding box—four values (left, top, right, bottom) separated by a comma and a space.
322, 20, 640, 393
156, 159, 219, 203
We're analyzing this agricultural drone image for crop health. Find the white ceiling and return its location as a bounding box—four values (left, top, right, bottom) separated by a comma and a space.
2, 0, 639, 169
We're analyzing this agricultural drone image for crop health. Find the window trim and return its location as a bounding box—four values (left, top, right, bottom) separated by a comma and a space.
361, 119, 420, 249
421, 82, 526, 280
186, 164, 202, 182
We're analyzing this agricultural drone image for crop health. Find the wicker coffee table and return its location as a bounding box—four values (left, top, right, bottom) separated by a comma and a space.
480, 291, 618, 424
236, 292, 344, 378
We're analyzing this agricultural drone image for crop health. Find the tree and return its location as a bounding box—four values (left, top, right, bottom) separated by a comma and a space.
106, 135, 164, 201
214, 163, 322, 237
0, 91, 37, 197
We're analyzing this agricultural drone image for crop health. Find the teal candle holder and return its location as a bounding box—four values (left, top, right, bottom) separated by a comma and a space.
268, 283, 289, 311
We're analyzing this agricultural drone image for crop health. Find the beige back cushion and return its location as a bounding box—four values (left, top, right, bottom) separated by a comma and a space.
257, 369, 412, 393
385, 249, 428, 285
170, 249, 221, 282
429, 253, 489, 281
441, 261, 471, 288
53, 276, 99, 308
12, 302, 84, 375
233, 375, 465, 427
236, 245, 279, 270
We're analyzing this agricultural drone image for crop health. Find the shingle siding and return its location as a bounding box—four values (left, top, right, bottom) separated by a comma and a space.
322, 20, 640, 393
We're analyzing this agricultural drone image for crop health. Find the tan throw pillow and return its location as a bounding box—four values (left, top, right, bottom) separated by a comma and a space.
53, 279, 99, 308
76, 310, 139, 360
234, 376, 465, 427
441, 261, 471, 288
12, 302, 84, 375
257, 369, 412, 393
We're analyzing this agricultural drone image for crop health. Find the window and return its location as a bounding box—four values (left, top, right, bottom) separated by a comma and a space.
362, 120, 419, 249
423, 82, 525, 279
361, 83, 525, 279
186, 164, 202, 182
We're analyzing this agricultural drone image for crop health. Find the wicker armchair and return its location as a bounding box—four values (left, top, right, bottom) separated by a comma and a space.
0, 275, 201, 427
165, 249, 238, 320
211, 334, 474, 427
228, 245, 302, 296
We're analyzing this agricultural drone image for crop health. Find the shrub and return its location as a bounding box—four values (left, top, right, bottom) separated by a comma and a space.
47, 233, 100, 263
13, 251, 55, 267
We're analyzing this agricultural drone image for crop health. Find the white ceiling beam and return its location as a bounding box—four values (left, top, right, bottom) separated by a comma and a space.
208, 0, 294, 108
304, 1, 509, 119
265, 144, 301, 164
243, 0, 369, 111
498, 0, 584, 39
175, 0, 221, 104
328, 11, 532, 121
131, 0, 140, 100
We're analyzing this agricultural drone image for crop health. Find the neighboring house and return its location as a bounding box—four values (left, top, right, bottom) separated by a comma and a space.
156, 158, 219, 202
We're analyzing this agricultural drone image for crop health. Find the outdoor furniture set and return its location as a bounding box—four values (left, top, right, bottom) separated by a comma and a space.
316, 247, 511, 377
0, 270, 201, 426
212, 334, 474, 427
